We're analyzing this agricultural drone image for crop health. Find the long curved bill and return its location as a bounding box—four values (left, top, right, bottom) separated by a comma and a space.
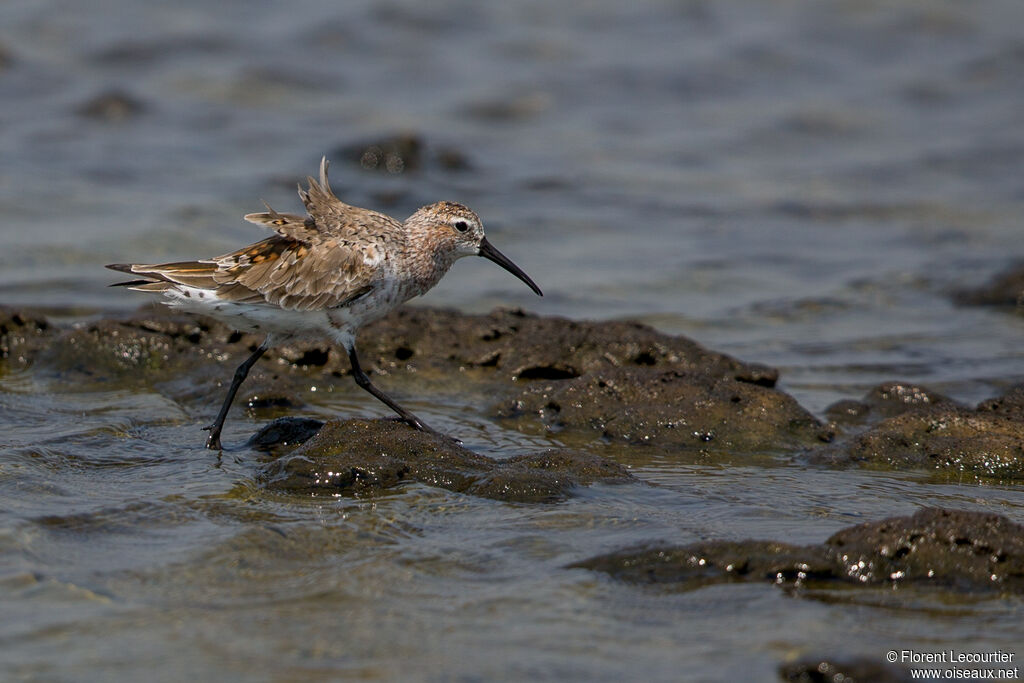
478, 237, 543, 296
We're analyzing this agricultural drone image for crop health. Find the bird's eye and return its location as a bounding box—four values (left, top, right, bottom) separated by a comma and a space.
454, 220, 469, 233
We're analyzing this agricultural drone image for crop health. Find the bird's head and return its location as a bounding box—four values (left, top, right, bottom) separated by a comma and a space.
406, 201, 543, 296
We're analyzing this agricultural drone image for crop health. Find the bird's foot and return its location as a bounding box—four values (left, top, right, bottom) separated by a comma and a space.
202, 423, 223, 451
405, 416, 462, 446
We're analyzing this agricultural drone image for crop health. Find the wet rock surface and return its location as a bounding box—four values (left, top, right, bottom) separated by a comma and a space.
38, 310, 240, 384
572, 508, 1024, 594
29, 304, 819, 455
259, 418, 633, 503
0, 307, 54, 364
824, 381, 957, 428
498, 367, 828, 451
247, 417, 325, 451
40, 304, 775, 388
813, 382, 1024, 480
826, 508, 1024, 592
358, 307, 778, 385
364, 308, 822, 453
12, 304, 1024, 484
977, 383, 1024, 422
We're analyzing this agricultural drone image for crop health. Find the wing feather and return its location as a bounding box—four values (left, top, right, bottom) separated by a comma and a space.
108, 157, 400, 312
211, 236, 382, 311
243, 206, 319, 242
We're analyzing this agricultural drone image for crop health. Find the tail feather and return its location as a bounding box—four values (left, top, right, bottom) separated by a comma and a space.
105, 261, 219, 290
123, 281, 175, 293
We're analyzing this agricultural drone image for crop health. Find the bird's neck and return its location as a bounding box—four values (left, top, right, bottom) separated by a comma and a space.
400, 237, 458, 298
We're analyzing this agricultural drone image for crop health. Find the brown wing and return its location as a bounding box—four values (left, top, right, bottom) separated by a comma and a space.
243, 202, 320, 243
296, 156, 350, 228
109, 239, 378, 310
296, 156, 399, 235
209, 235, 380, 311
109, 157, 393, 310
246, 157, 397, 241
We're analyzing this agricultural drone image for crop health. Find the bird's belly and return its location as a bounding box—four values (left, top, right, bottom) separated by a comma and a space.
163, 287, 332, 340
325, 286, 403, 337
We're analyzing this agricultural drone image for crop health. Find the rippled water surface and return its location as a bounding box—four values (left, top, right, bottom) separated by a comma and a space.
2, 0, 1024, 680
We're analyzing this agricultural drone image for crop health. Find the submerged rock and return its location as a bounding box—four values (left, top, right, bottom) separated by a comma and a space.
259, 418, 633, 503
572, 508, 1024, 594
571, 539, 831, 588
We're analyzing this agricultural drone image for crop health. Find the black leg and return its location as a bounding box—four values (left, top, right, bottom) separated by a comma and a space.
347, 346, 437, 434
204, 342, 268, 450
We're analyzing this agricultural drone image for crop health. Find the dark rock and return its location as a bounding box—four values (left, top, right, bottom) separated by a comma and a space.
571, 539, 832, 588
812, 380, 1024, 480
359, 307, 775, 385
248, 417, 325, 451
259, 418, 633, 502
860, 381, 956, 414
779, 658, 911, 683
572, 508, 1024, 594
976, 383, 1024, 421
32, 305, 812, 456
823, 398, 871, 424
39, 312, 252, 385
76, 90, 146, 122
44, 304, 776, 390
498, 367, 827, 451
810, 404, 1024, 480
825, 507, 1024, 592
824, 381, 957, 427
953, 262, 1024, 308
0, 307, 53, 364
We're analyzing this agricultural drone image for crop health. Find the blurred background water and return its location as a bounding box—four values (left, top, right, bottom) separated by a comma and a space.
2, 0, 1024, 680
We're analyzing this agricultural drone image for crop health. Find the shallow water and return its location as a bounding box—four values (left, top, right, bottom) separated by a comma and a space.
2, 0, 1024, 680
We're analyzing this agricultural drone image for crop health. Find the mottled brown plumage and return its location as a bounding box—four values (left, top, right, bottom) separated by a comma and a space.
107, 157, 542, 449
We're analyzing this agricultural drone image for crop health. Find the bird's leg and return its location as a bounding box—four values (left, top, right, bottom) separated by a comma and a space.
204, 340, 269, 450
346, 345, 437, 435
